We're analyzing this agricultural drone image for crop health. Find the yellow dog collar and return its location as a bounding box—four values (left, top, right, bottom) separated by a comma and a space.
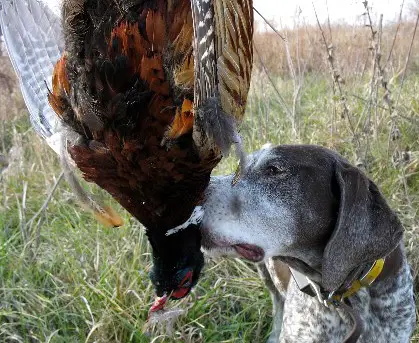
330, 258, 385, 303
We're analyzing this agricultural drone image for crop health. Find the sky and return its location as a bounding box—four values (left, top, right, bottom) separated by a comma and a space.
253, 0, 417, 28
37, 0, 418, 28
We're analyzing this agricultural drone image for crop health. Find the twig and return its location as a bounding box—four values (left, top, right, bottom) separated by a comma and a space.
362, 3, 394, 132
26, 171, 64, 230
284, 11, 304, 141
1, 120, 5, 154
384, 0, 405, 70
349, 93, 387, 110
393, 12, 419, 108
363, 1, 376, 39
254, 6, 304, 140
28, 171, 64, 253
388, 12, 418, 207
17, 182, 28, 243
312, 2, 361, 149
325, 0, 335, 138
387, 11, 419, 157
253, 7, 286, 41
360, 2, 376, 134
397, 113, 419, 126
325, 0, 333, 41
254, 45, 292, 120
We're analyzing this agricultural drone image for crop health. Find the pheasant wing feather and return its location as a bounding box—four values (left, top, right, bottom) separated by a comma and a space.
0, 0, 64, 151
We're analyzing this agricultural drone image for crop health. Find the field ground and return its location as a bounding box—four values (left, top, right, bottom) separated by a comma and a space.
0, 14, 419, 343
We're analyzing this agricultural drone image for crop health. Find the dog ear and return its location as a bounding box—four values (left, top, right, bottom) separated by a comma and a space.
322, 159, 403, 292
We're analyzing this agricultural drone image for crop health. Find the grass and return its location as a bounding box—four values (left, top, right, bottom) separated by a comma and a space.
1, 15, 419, 343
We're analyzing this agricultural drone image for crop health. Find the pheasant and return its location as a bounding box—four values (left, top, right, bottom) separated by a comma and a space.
0, 0, 253, 310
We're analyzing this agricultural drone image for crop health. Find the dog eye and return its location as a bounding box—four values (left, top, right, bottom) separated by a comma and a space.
265, 165, 286, 176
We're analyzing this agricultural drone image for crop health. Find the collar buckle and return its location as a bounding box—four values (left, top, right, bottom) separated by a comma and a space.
290, 258, 385, 307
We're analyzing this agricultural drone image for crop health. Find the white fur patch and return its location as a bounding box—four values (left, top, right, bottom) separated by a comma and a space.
165, 206, 204, 236
261, 142, 274, 150
254, 147, 272, 168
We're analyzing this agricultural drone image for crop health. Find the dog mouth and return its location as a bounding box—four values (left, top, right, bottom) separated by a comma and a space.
202, 231, 265, 262
233, 244, 265, 262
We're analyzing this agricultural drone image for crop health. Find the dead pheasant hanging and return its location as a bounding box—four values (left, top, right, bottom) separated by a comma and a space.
0, 0, 253, 307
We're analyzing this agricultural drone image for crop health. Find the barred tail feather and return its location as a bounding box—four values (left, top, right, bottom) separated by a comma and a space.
191, 0, 239, 157
191, 0, 252, 160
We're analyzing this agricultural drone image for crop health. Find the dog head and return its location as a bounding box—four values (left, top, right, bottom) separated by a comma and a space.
202, 145, 403, 291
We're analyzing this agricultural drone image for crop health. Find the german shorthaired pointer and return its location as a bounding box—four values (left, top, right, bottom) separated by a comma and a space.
201, 145, 416, 342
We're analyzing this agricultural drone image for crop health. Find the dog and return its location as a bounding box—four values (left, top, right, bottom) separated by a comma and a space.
201, 144, 416, 342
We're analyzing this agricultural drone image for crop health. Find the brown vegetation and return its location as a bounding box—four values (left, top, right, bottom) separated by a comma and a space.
254, 21, 419, 79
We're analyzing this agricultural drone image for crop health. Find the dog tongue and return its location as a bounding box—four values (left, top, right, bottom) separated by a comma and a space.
234, 244, 264, 262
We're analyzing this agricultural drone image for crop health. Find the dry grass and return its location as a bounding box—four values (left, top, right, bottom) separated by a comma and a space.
254, 21, 419, 79
0, 12, 418, 343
